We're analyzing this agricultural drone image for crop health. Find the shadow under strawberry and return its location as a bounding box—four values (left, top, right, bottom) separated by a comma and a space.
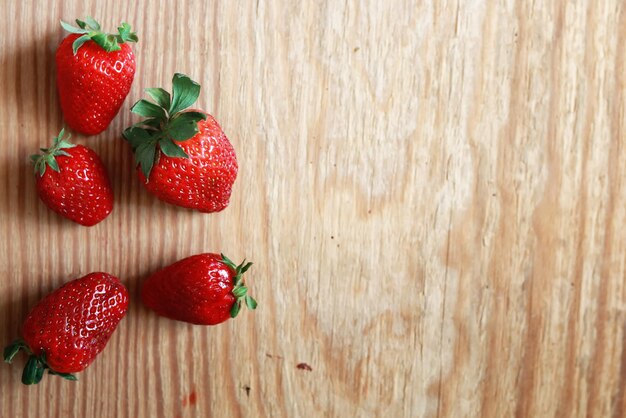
0, 27, 70, 228
0, 25, 63, 136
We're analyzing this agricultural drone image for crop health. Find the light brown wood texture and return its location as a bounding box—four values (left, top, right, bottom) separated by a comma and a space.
1, 0, 625, 417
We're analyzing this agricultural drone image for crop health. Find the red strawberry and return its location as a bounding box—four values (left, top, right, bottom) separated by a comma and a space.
56, 17, 137, 135
3, 272, 129, 384
31, 128, 113, 226
141, 253, 256, 325
122, 74, 237, 213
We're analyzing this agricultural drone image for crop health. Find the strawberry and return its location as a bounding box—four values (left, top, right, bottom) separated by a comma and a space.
141, 253, 256, 325
3, 272, 129, 384
122, 74, 237, 213
31, 128, 113, 226
56, 17, 137, 135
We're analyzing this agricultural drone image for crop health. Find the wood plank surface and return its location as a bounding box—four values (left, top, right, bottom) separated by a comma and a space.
1, 1, 625, 417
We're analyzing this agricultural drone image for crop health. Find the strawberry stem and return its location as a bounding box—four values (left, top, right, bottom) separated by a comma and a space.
122, 74, 207, 180
221, 254, 257, 318
4, 338, 77, 385
30, 128, 76, 177
60, 17, 138, 54
3, 338, 30, 362
22, 356, 45, 385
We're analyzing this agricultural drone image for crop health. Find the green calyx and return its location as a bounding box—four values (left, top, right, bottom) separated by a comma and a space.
122, 73, 207, 180
60, 16, 138, 54
30, 128, 76, 177
221, 254, 257, 318
4, 338, 77, 385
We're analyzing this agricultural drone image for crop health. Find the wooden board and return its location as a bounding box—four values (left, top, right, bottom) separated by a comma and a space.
1, 1, 625, 417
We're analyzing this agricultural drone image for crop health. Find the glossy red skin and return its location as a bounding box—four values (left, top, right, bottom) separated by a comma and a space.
56, 34, 136, 135
35, 145, 113, 226
138, 114, 237, 213
141, 253, 236, 325
21, 273, 129, 374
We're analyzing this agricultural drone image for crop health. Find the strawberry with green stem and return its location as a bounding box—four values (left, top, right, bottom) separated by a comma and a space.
141, 253, 257, 325
56, 16, 138, 135
32, 128, 113, 226
4, 272, 129, 385
123, 74, 238, 213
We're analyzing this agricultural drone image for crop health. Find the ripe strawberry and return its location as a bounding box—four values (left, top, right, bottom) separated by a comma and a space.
122, 73, 237, 213
56, 17, 137, 135
141, 253, 257, 325
3, 272, 129, 384
31, 128, 113, 226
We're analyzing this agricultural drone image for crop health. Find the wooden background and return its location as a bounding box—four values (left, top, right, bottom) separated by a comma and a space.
1, 1, 625, 417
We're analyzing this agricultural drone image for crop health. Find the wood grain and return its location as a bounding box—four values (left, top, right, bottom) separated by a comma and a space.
1, 0, 625, 417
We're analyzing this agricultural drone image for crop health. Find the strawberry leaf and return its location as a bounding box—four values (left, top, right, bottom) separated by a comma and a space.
230, 301, 242, 318
117, 22, 138, 43
180, 111, 207, 121
48, 370, 78, 381
128, 118, 162, 132
159, 138, 189, 158
91, 33, 121, 52
221, 254, 257, 319
60, 20, 88, 34
22, 357, 44, 385
61, 17, 137, 55
75, 19, 88, 29
141, 118, 163, 130
245, 295, 257, 310
83, 16, 101, 30
232, 286, 247, 298
5, 340, 80, 385
56, 150, 72, 158
56, 137, 76, 149
31, 128, 74, 177
136, 142, 157, 179
132, 99, 167, 121
3, 339, 29, 363
146, 88, 171, 109
168, 112, 206, 141
169, 73, 201, 115
34, 362, 46, 383
47, 158, 60, 172
72, 34, 91, 54
123, 127, 153, 151
220, 254, 237, 271
241, 262, 253, 274
123, 74, 206, 176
